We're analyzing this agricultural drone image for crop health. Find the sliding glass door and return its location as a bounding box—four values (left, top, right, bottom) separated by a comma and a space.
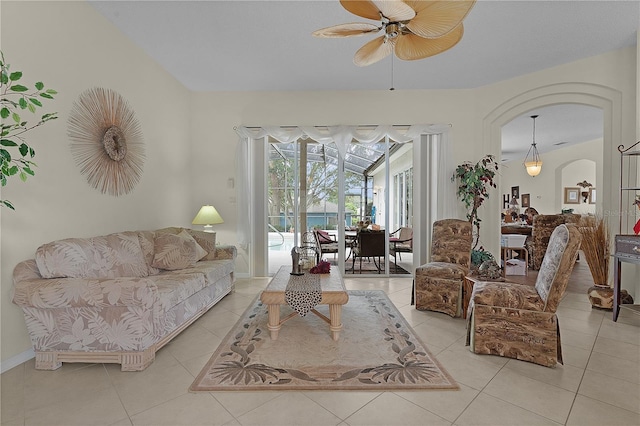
266, 136, 414, 276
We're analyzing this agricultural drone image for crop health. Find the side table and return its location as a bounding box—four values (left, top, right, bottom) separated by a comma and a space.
613, 234, 640, 321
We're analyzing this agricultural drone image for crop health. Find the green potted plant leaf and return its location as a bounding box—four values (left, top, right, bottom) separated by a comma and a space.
1, 50, 58, 210
452, 154, 499, 249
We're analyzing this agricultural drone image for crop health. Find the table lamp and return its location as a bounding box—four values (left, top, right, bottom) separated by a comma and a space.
192, 205, 224, 233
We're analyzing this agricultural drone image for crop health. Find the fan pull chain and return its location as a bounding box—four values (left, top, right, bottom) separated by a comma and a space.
390, 54, 395, 91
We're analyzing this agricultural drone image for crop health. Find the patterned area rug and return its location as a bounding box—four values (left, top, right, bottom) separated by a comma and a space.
190, 290, 458, 391
333, 259, 411, 275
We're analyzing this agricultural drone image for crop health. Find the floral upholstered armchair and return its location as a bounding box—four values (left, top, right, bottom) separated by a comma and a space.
415, 219, 473, 317
466, 224, 581, 367
528, 213, 589, 270
527, 214, 566, 270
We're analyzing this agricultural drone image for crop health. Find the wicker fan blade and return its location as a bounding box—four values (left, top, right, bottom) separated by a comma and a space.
313, 22, 380, 38
405, 0, 476, 38
395, 24, 463, 60
340, 0, 415, 21
340, 0, 384, 20
372, 0, 416, 21
354, 35, 395, 66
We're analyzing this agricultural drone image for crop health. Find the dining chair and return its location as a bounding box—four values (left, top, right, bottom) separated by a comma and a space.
313, 229, 339, 261
351, 230, 386, 273
389, 226, 413, 260
528, 214, 565, 270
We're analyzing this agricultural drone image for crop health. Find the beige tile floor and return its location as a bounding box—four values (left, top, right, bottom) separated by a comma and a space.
2, 261, 640, 426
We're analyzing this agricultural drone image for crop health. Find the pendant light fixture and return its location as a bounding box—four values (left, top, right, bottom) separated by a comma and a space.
524, 114, 542, 177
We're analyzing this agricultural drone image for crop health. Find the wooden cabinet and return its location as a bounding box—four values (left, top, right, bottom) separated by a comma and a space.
613, 235, 640, 321
613, 142, 640, 321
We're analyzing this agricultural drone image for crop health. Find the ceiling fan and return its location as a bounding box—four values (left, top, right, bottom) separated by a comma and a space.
313, 0, 477, 67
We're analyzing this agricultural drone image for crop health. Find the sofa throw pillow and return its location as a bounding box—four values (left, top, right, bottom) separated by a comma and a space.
35, 232, 149, 279
138, 231, 161, 275
35, 237, 96, 279
186, 229, 217, 260
152, 230, 208, 270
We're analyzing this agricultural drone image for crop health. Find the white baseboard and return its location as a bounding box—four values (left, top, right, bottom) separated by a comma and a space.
1, 348, 35, 373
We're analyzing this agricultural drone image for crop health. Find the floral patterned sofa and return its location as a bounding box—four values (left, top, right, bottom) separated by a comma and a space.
11, 227, 236, 371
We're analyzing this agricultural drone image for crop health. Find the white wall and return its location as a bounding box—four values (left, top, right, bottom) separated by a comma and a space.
189, 89, 477, 276
2, 1, 638, 367
1, 1, 191, 365
561, 159, 597, 214
370, 143, 414, 229
500, 139, 602, 215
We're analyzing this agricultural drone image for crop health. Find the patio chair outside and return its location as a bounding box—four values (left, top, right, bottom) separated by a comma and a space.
389, 226, 413, 271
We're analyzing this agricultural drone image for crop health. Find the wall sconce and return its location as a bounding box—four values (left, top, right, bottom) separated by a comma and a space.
581, 191, 590, 203
192, 205, 224, 233
577, 180, 593, 203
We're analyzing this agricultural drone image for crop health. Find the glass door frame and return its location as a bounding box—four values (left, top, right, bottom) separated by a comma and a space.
247, 128, 444, 278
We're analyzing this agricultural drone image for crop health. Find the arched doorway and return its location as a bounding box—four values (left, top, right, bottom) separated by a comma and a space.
499, 105, 603, 218
482, 82, 623, 256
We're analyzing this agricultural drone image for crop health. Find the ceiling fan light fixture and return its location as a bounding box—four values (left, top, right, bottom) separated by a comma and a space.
314, 0, 477, 66
523, 114, 543, 177
386, 23, 400, 39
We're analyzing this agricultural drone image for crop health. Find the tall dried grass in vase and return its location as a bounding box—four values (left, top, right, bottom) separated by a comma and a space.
580, 216, 614, 309
580, 216, 610, 286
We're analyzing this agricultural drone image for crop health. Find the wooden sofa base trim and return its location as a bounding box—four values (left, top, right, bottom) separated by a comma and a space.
35, 348, 156, 371
34, 286, 233, 371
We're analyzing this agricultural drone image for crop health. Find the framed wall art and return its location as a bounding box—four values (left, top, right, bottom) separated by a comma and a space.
68, 87, 145, 197
564, 187, 580, 204
511, 186, 520, 199
521, 193, 530, 208
589, 188, 596, 204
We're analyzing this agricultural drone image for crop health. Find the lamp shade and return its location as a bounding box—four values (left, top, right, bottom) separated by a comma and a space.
192, 205, 224, 232
525, 161, 542, 177
523, 115, 543, 177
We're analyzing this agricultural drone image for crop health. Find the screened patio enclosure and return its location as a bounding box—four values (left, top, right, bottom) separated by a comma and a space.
268, 139, 400, 231
266, 134, 414, 275
235, 125, 457, 277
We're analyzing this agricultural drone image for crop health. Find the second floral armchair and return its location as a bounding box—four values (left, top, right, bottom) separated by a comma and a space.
414, 219, 473, 317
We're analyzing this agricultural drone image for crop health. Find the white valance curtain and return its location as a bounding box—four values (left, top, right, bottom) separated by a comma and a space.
234, 124, 457, 250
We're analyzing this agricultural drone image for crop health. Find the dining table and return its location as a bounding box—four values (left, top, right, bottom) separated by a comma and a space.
500, 224, 533, 235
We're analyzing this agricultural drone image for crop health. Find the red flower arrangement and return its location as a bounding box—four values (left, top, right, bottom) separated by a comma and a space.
310, 260, 331, 274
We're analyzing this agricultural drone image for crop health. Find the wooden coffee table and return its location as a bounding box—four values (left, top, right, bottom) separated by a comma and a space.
260, 265, 349, 341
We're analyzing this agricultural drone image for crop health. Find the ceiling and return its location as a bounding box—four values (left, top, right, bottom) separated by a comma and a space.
500, 104, 603, 163
89, 0, 637, 156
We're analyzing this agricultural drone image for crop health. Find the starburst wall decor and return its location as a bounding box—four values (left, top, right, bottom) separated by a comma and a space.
68, 87, 144, 196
